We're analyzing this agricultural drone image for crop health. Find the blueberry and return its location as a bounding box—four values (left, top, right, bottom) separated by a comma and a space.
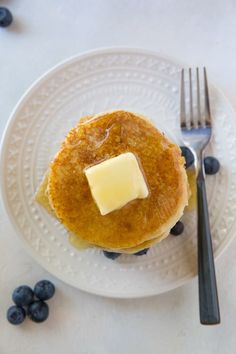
204, 156, 220, 175
12, 285, 34, 306
0, 7, 13, 27
180, 146, 194, 168
27, 301, 49, 323
103, 250, 121, 260
34, 280, 55, 301
134, 248, 149, 256
7, 305, 26, 325
170, 221, 184, 236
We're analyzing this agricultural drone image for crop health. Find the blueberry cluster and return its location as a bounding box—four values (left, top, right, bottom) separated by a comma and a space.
7, 280, 55, 325
173, 147, 221, 237
180, 146, 220, 175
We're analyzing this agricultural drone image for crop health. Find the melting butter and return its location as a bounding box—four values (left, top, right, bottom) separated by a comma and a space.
186, 168, 197, 211
69, 233, 90, 250
84, 152, 149, 216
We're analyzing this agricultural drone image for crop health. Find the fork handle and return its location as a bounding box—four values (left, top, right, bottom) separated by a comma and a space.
197, 171, 220, 325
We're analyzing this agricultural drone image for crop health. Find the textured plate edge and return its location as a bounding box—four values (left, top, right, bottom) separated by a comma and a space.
0, 47, 236, 298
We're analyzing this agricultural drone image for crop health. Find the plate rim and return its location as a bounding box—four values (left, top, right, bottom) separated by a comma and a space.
1, 47, 235, 298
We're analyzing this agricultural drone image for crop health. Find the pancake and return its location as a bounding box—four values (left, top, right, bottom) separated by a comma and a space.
47, 110, 188, 249
35, 168, 168, 253
111, 230, 170, 254
35, 171, 169, 253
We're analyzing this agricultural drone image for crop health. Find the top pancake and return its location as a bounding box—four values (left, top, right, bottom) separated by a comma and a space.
48, 110, 188, 249
35, 169, 169, 253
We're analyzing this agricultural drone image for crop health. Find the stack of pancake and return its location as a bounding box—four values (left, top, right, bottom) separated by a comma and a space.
36, 110, 188, 254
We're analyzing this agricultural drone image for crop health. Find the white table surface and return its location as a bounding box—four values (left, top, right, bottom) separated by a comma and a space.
1, 1, 236, 353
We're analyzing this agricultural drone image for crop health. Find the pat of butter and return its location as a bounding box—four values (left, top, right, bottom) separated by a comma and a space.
84, 152, 149, 215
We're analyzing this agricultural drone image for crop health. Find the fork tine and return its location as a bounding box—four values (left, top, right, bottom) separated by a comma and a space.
180, 69, 186, 128
189, 68, 194, 128
196, 67, 201, 127
204, 67, 211, 127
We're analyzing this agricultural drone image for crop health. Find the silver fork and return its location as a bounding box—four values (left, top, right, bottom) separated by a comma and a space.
180, 68, 220, 325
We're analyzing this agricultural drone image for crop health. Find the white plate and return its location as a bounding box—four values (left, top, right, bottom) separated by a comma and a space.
1, 48, 236, 298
